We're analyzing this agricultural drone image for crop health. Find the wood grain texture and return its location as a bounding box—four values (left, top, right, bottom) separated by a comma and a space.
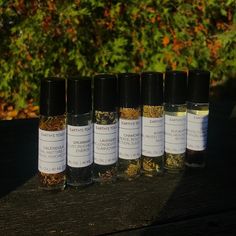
112, 210, 236, 236
0, 102, 235, 235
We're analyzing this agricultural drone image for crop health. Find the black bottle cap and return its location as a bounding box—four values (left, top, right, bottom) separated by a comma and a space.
118, 73, 140, 108
67, 76, 92, 114
164, 71, 187, 104
188, 70, 210, 103
141, 72, 163, 106
40, 77, 65, 116
94, 74, 117, 111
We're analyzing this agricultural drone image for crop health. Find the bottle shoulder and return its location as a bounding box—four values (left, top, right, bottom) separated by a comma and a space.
164, 104, 186, 116
187, 102, 209, 115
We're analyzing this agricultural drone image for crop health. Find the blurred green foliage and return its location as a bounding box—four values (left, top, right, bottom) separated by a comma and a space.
0, 0, 236, 107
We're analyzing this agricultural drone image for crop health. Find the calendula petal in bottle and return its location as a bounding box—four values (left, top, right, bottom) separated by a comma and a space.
38, 77, 66, 190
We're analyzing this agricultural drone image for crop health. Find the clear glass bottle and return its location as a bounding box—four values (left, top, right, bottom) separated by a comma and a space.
118, 73, 141, 180
186, 70, 210, 168
66, 77, 93, 187
141, 72, 164, 177
164, 71, 187, 173
38, 77, 66, 190
93, 74, 118, 183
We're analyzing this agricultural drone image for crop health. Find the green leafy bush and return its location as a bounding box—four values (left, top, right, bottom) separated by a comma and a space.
0, 0, 236, 107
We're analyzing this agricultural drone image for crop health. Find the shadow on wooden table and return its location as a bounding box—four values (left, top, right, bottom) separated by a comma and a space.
113, 101, 236, 236
0, 119, 38, 198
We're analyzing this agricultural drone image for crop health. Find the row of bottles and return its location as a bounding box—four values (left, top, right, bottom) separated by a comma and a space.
38, 70, 210, 190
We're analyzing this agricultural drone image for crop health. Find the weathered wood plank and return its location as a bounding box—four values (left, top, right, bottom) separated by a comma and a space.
0, 167, 235, 236
0, 102, 235, 235
112, 210, 236, 236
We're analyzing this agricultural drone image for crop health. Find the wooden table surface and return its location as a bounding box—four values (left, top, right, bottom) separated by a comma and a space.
0, 101, 236, 236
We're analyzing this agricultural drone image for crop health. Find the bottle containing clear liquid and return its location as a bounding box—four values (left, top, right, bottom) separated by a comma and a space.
164, 71, 187, 172
186, 70, 210, 168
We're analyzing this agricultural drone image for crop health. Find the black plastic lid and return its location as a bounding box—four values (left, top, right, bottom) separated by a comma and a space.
94, 74, 117, 111
67, 76, 92, 114
164, 71, 187, 104
188, 70, 210, 103
141, 72, 163, 106
118, 73, 140, 108
40, 77, 65, 116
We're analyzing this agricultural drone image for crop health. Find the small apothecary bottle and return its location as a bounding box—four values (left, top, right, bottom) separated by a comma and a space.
186, 70, 210, 168
38, 77, 66, 190
164, 71, 187, 172
141, 72, 164, 176
93, 74, 118, 183
118, 73, 141, 180
67, 76, 93, 187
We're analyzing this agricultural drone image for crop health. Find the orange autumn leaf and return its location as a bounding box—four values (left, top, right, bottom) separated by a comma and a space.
208, 40, 221, 59
172, 39, 183, 54
139, 60, 144, 68
104, 8, 110, 17
7, 105, 13, 111
150, 17, 155, 24
146, 7, 155, 13
75, 0, 80, 6
194, 24, 207, 34
17, 60, 23, 68
26, 53, 32, 61
67, 28, 74, 34
47, 1, 56, 12
162, 36, 170, 47
139, 47, 144, 53
171, 61, 177, 70
134, 66, 141, 72
7, 110, 18, 118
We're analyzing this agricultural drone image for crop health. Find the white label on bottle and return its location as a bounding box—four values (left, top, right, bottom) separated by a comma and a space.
119, 118, 141, 160
165, 115, 187, 154
187, 113, 208, 151
94, 123, 118, 165
38, 129, 66, 174
67, 124, 93, 168
142, 117, 164, 157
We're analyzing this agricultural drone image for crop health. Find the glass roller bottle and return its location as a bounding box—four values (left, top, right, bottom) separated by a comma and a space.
66, 76, 93, 187
38, 77, 66, 190
93, 74, 118, 183
118, 73, 141, 180
141, 72, 164, 176
164, 71, 187, 172
186, 70, 210, 168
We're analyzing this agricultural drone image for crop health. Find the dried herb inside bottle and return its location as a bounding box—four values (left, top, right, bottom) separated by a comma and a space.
164, 153, 185, 170
118, 73, 141, 180
142, 105, 164, 176
38, 77, 66, 190
164, 71, 187, 173
93, 74, 118, 183
141, 72, 164, 177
